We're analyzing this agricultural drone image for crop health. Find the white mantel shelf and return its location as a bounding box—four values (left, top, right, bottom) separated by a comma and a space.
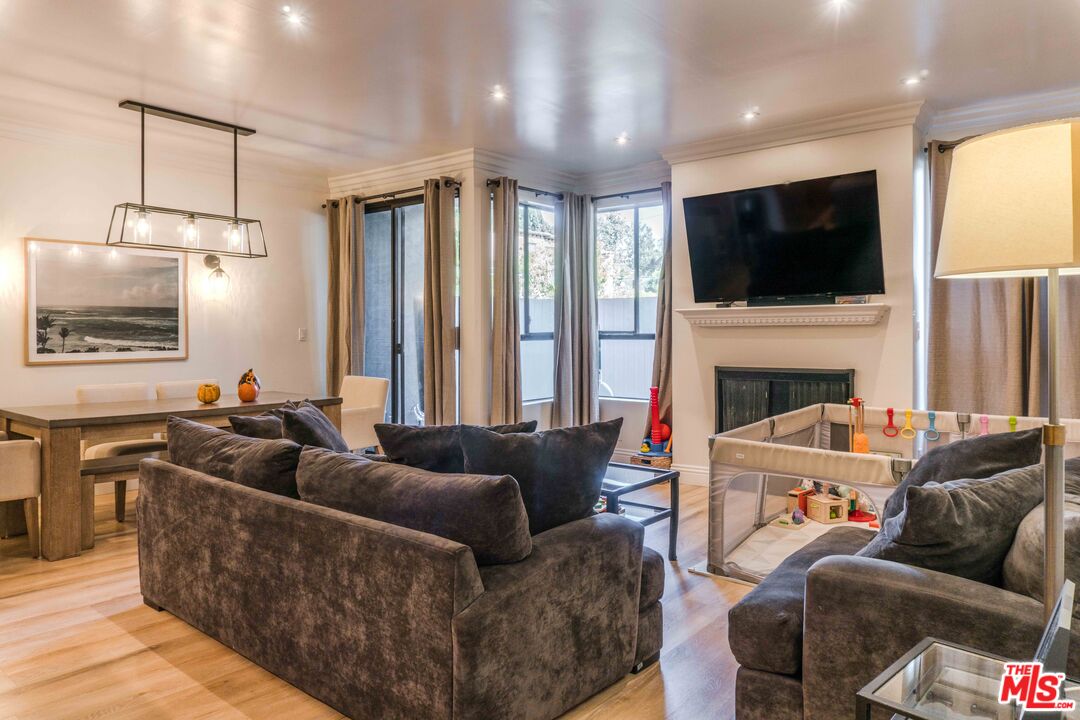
676, 303, 889, 328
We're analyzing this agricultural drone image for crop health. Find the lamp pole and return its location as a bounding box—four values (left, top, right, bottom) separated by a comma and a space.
1045, 267, 1066, 619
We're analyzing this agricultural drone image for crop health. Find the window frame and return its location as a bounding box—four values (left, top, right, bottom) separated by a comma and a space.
595, 202, 661, 343
518, 200, 555, 341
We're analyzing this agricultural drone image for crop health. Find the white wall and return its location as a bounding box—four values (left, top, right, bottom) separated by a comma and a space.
0, 128, 328, 407
669, 124, 917, 483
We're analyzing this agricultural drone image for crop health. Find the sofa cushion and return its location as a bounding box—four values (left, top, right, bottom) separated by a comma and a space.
1003, 459, 1080, 614
882, 427, 1042, 521
374, 420, 537, 474
460, 418, 622, 535
281, 402, 350, 452
858, 463, 1044, 586
729, 526, 874, 676
296, 446, 532, 565
640, 546, 665, 611
228, 400, 299, 439
166, 415, 302, 498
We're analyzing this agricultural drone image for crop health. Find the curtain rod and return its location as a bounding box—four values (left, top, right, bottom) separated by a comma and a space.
592, 186, 662, 202
322, 179, 461, 209
485, 178, 564, 201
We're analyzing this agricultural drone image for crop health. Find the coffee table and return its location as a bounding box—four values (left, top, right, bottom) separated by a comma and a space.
601, 462, 679, 561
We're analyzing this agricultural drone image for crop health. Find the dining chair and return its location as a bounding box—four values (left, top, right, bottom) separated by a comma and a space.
76, 383, 166, 523
0, 431, 41, 558
340, 376, 390, 451
155, 379, 218, 400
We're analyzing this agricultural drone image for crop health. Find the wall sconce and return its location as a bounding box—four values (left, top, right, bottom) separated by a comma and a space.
204, 254, 230, 299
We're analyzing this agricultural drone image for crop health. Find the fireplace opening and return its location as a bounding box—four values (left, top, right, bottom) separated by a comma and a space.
715, 366, 854, 433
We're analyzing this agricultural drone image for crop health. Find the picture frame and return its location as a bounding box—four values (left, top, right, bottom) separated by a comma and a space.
24, 238, 188, 366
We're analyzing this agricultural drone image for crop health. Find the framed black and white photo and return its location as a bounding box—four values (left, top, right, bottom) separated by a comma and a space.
25, 238, 188, 365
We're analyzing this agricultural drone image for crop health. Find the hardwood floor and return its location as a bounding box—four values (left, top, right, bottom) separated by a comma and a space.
0, 483, 749, 720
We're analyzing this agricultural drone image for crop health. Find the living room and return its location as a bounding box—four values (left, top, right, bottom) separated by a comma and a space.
3, 2, 1080, 719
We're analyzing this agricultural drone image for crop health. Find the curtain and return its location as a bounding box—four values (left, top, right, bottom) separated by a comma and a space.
552, 192, 598, 427
490, 177, 522, 424
927, 141, 1041, 416
325, 197, 356, 396
423, 177, 458, 425
645, 181, 674, 436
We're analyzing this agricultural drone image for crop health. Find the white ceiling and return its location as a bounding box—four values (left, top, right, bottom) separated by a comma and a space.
2, 0, 1080, 178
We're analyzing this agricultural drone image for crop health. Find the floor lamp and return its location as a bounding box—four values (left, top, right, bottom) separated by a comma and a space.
936, 120, 1080, 618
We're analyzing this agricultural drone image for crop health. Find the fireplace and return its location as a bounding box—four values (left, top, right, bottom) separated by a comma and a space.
714, 366, 854, 433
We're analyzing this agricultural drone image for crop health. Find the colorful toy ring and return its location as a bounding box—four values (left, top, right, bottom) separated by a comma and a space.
882, 408, 899, 437
925, 410, 940, 441
900, 409, 917, 439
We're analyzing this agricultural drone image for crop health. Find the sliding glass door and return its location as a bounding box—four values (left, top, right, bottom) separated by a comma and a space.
363, 197, 426, 425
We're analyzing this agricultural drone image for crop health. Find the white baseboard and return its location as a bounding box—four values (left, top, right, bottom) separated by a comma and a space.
672, 463, 708, 486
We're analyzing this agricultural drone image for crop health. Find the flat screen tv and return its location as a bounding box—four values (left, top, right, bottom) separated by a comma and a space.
683, 170, 885, 304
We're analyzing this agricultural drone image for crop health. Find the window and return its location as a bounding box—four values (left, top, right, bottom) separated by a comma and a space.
596, 200, 664, 400
518, 202, 555, 402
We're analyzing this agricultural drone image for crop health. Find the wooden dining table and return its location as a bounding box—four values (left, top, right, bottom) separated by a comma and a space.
0, 391, 342, 561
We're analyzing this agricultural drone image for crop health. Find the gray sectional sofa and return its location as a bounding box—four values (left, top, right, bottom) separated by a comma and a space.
137, 457, 664, 720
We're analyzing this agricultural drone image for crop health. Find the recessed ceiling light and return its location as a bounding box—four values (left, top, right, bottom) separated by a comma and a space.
903, 70, 929, 86
490, 85, 507, 101
742, 108, 760, 121
615, 132, 630, 146
282, 6, 302, 25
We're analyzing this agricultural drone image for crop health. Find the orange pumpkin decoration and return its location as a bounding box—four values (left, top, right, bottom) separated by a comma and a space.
237, 369, 261, 402
196, 383, 221, 404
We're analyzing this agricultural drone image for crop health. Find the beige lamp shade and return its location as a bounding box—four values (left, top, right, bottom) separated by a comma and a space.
936, 120, 1080, 278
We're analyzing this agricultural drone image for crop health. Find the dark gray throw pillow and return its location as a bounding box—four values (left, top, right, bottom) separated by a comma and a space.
281, 402, 349, 452
882, 427, 1043, 521
857, 463, 1044, 585
460, 418, 622, 535
228, 400, 299, 439
374, 420, 538, 473
166, 415, 303, 498
296, 446, 532, 565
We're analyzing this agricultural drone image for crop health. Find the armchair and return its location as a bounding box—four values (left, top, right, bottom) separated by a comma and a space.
0, 431, 41, 557
340, 376, 389, 450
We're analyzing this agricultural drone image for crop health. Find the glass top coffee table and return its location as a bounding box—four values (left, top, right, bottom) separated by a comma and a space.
601, 462, 679, 561
857, 637, 1080, 720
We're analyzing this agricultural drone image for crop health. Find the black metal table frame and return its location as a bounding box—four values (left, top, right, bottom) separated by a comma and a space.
601, 462, 679, 561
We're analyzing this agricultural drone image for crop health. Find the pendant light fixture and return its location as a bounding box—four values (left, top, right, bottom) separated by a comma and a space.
106, 101, 267, 259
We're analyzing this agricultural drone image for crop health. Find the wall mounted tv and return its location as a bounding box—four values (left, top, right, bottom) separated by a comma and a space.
683, 169, 885, 305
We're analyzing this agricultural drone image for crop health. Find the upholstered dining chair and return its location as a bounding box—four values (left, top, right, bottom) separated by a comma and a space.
340, 376, 390, 451
0, 431, 41, 558
76, 383, 166, 523
155, 379, 218, 400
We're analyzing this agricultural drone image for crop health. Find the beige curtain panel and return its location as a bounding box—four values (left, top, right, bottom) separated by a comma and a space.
552, 192, 598, 427
325, 197, 357, 396
646, 181, 674, 436
423, 177, 458, 425
927, 140, 1041, 416
490, 177, 522, 424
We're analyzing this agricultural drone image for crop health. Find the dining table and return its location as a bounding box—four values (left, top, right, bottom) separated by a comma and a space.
0, 391, 342, 561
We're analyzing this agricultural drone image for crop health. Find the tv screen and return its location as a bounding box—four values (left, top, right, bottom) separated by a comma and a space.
683, 170, 885, 303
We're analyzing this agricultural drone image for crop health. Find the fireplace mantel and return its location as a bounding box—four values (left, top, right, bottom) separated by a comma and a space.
676, 303, 889, 328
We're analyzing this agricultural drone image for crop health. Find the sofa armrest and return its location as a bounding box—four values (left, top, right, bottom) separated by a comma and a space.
137, 458, 484, 720
802, 555, 1080, 720
451, 513, 644, 720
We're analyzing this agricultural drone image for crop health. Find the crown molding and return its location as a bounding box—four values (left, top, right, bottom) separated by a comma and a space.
661, 101, 924, 165
581, 159, 671, 197
327, 148, 481, 196
927, 86, 1080, 140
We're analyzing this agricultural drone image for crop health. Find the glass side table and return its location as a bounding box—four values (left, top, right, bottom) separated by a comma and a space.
856, 637, 1080, 720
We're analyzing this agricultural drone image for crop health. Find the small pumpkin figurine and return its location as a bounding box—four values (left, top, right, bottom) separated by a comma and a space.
196, 383, 221, 404
237, 369, 261, 402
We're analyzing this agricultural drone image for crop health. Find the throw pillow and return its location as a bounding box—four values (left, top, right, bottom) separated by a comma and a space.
881, 427, 1043, 521
1002, 458, 1080, 610
857, 463, 1044, 585
374, 420, 538, 473
296, 446, 532, 565
166, 415, 303, 498
460, 418, 622, 535
227, 400, 299, 439
281, 402, 350, 452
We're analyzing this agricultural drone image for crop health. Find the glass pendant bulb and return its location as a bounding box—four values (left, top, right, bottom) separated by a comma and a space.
225, 221, 246, 254
206, 267, 230, 299
181, 215, 200, 249
134, 210, 153, 244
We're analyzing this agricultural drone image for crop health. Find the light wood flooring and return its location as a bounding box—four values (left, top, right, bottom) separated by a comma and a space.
0, 483, 750, 720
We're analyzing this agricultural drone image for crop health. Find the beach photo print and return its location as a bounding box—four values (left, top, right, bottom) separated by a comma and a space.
25, 239, 187, 365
